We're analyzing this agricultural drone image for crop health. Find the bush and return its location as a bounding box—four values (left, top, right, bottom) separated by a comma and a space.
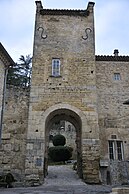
0, 173, 15, 188
5, 173, 15, 188
52, 134, 66, 146
49, 146, 72, 162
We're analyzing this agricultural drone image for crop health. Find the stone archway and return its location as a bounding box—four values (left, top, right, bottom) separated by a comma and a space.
44, 107, 83, 178
40, 104, 100, 184
25, 103, 100, 185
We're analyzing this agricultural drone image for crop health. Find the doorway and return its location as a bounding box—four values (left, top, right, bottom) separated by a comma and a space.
44, 108, 83, 179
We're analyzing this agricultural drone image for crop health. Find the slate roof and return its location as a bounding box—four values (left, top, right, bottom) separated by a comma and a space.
123, 99, 129, 105
40, 9, 89, 16
96, 55, 129, 62
0, 42, 15, 66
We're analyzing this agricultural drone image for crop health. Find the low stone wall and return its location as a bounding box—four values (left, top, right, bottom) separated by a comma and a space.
100, 160, 129, 185
110, 161, 129, 185
111, 187, 129, 194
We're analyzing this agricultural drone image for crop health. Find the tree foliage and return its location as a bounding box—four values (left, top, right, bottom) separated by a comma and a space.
49, 146, 72, 162
7, 55, 32, 88
49, 134, 73, 162
52, 134, 66, 146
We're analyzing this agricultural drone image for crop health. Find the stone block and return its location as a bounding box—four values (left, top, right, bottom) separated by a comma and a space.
25, 169, 33, 175
100, 160, 109, 167
2, 133, 10, 140
3, 144, 12, 151
13, 144, 20, 152
112, 187, 129, 194
25, 174, 39, 181
3, 165, 11, 171
27, 143, 33, 150
2, 157, 10, 164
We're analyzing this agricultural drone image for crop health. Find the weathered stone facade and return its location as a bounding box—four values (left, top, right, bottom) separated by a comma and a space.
96, 56, 129, 185
0, 86, 29, 183
1, 1, 129, 187
0, 43, 15, 142
25, 1, 100, 185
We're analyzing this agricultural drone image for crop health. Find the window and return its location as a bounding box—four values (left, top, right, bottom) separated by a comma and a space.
52, 59, 60, 77
114, 73, 121, 80
117, 141, 123, 160
109, 141, 114, 160
108, 140, 123, 160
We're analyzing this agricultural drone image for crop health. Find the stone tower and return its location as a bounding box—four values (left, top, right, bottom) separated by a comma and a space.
25, 1, 100, 184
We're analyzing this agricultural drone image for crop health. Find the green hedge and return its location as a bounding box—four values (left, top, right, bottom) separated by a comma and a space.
49, 146, 72, 162
52, 134, 66, 146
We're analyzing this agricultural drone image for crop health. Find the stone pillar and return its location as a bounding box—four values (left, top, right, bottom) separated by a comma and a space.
25, 138, 45, 186
82, 139, 100, 183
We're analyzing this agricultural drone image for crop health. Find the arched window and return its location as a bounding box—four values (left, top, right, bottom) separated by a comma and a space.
52, 59, 60, 77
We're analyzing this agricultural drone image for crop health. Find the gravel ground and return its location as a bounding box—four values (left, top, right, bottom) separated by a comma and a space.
44, 165, 112, 193
0, 165, 112, 194
44, 165, 85, 185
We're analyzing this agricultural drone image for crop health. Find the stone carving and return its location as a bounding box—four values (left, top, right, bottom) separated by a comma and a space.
82, 27, 92, 40
37, 27, 47, 39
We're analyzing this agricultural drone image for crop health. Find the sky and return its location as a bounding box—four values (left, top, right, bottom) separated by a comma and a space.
0, 0, 129, 62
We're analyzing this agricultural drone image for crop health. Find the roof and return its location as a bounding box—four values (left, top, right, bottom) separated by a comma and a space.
123, 99, 129, 105
0, 42, 15, 66
40, 9, 89, 16
96, 55, 129, 62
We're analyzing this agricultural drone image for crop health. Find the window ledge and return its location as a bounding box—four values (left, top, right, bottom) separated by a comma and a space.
49, 75, 62, 78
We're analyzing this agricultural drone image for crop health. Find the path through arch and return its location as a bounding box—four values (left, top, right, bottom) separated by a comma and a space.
44, 165, 85, 186
44, 107, 83, 179
43, 165, 111, 194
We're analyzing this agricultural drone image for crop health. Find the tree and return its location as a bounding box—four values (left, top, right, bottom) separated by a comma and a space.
7, 55, 32, 88
49, 135, 73, 163
53, 134, 66, 146
19, 55, 32, 87
7, 62, 27, 87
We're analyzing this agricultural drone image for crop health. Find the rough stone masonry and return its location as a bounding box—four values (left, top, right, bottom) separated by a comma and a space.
1, 1, 129, 186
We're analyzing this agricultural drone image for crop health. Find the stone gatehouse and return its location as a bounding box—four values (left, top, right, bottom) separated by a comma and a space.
0, 1, 129, 186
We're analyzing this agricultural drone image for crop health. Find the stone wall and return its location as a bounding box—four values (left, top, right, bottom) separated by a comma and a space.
25, 1, 100, 185
0, 58, 5, 124
0, 85, 29, 182
96, 59, 129, 185
1, 2, 129, 187
111, 187, 129, 194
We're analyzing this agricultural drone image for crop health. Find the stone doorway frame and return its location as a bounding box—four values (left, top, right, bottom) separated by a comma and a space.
44, 104, 83, 178
25, 103, 100, 184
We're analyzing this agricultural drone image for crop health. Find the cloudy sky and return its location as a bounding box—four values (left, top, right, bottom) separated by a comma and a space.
0, 0, 129, 62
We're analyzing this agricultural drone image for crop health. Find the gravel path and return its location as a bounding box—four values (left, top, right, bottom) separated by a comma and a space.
44, 165, 112, 193
44, 165, 85, 186
0, 165, 112, 194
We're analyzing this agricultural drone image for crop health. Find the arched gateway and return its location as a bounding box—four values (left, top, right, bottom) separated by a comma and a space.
25, 1, 100, 185
44, 104, 84, 179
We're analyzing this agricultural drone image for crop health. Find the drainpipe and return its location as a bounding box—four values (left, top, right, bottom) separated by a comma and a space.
0, 67, 8, 143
